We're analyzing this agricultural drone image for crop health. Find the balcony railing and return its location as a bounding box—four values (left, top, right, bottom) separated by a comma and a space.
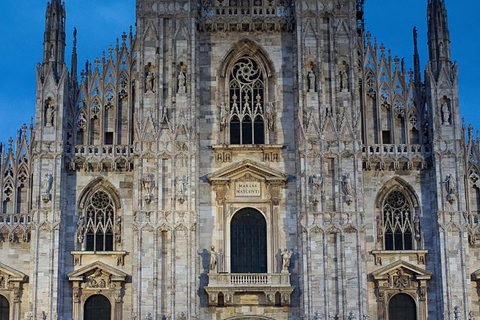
205, 272, 294, 306
0, 213, 32, 225
72, 145, 134, 157
362, 144, 427, 156
209, 272, 291, 287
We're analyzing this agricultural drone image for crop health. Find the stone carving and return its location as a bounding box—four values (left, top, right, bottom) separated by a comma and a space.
281, 248, 292, 272
86, 268, 110, 289
45, 98, 55, 127
341, 173, 353, 205
219, 104, 228, 131
308, 174, 322, 205
178, 67, 187, 94
115, 216, 122, 243
209, 246, 217, 272
76, 216, 85, 244
42, 173, 53, 203
177, 175, 188, 204
454, 306, 460, 320
142, 174, 155, 204
338, 61, 349, 92
0, 272, 7, 289
265, 102, 275, 131
414, 216, 421, 242
145, 63, 156, 93
348, 311, 357, 320
41, 311, 47, 320
441, 98, 450, 125
443, 174, 456, 204
308, 69, 316, 93
145, 312, 152, 320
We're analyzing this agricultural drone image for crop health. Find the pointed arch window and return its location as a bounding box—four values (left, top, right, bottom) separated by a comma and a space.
84, 190, 116, 251
229, 57, 265, 145
382, 191, 414, 250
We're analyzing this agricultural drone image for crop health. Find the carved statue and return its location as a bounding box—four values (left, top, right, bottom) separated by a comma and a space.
45, 102, 55, 127
308, 174, 322, 205
338, 61, 349, 92
441, 100, 450, 125
177, 175, 188, 204
265, 102, 275, 131
209, 246, 217, 272
178, 69, 187, 94
219, 104, 228, 131
42, 173, 53, 203
145, 72, 155, 93
145, 63, 156, 93
342, 173, 353, 205
308, 70, 316, 93
115, 216, 122, 243
414, 216, 421, 241
142, 174, 155, 204
443, 174, 456, 204
145, 312, 152, 320
281, 248, 292, 271
76, 216, 85, 244
348, 311, 357, 320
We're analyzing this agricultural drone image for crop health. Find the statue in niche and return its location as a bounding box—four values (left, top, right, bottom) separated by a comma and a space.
142, 174, 155, 204
441, 99, 450, 125
338, 61, 349, 92
281, 248, 292, 272
209, 246, 217, 272
45, 99, 55, 127
178, 65, 187, 94
177, 175, 188, 204
443, 174, 456, 204
42, 173, 53, 203
308, 69, 316, 93
144, 63, 155, 93
265, 102, 275, 131
115, 216, 122, 243
308, 173, 322, 205
219, 104, 228, 131
341, 173, 353, 205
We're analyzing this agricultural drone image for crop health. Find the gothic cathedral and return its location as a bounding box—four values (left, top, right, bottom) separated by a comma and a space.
0, 0, 478, 319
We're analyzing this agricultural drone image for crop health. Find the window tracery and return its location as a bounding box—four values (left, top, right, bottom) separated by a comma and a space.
382, 191, 414, 250
82, 190, 119, 252
229, 57, 266, 145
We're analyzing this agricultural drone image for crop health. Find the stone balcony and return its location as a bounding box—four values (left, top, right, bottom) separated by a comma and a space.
204, 272, 294, 307
198, 1, 296, 32
362, 144, 428, 171
66, 145, 135, 172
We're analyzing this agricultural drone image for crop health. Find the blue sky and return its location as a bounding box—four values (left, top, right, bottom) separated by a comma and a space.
0, 0, 478, 141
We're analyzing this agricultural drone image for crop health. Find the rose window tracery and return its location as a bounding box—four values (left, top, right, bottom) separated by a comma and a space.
84, 190, 117, 251
382, 191, 414, 250
229, 57, 266, 145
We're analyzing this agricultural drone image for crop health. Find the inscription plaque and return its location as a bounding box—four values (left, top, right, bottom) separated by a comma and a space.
235, 182, 261, 197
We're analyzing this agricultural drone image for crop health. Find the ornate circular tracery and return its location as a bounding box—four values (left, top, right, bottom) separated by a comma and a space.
382, 191, 414, 250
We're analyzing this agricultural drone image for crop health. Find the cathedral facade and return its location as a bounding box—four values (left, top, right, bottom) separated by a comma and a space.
0, 0, 479, 319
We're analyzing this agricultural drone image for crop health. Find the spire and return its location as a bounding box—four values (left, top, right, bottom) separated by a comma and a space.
71, 28, 78, 82
43, 0, 66, 75
427, 0, 451, 75
413, 27, 421, 85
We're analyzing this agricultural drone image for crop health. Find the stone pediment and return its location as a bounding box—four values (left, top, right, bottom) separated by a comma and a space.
68, 261, 128, 284
371, 260, 432, 281
0, 262, 28, 285
207, 160, 288, 185
471, 269, 480, 282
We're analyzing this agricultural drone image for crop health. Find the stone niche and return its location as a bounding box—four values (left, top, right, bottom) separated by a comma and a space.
205, 159, 294, 307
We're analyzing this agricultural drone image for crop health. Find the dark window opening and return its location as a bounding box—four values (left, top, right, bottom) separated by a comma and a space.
389, 294, 417, 320
0, 295, 9, 320
105, 132, 114, 145
382, 130, 391, 144
231, 208, 267, 273
84, 295, 111, 320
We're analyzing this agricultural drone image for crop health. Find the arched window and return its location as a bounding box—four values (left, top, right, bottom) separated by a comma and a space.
84, 295, 111, 320
389, 294, 416, 320
229, 57, 265, 145
382, 191, 414, 250
85, 190, 116, 251
0, 295, 8, 320
231, 208, 267, 273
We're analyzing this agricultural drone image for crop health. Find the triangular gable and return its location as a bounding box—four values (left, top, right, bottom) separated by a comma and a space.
0, 262, 28, 283
207, 159, 288, 184
372, 260, 432, 281
68, 261, 127, 283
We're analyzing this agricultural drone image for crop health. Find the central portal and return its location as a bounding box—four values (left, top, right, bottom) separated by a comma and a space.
231, 208, 267, 273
